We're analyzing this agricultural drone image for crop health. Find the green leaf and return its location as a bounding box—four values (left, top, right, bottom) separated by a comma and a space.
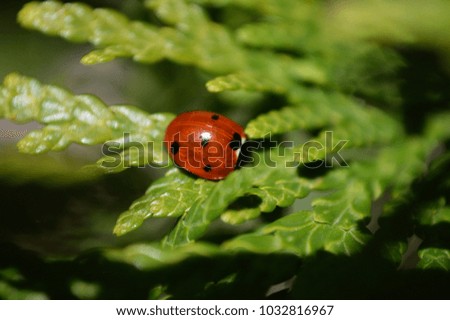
245, 104, 328, 138
222, 234, 283, 254
87, 143, 169, 175
104, 241, 220, 270
1, 73, 110, 153
206, 73, 286, 94
221, 173, 311, 224
312, 182, 370, 229
220, 208, 261, 225
244, 88, 403, 168
18, 1, 247, 73
237, 22, 313, 51
369, 138, 436, 196
114, 169, 214, 236
18, 0, 329, 89
246, 88, 402, 143
0, 73, 172, 169
18, 1, 165, 64
164, 161, 310, 247
223, 135, 439, 257
418, 248, 450, 271
87, 106, 174, 173
224, 211, 369, 256
161, 166, 256, 246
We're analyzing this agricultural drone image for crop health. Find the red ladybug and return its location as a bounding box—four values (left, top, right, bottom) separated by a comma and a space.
164, 111, 246, 180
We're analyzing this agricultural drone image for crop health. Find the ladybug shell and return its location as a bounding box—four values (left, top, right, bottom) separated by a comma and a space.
164, 111, 246, 180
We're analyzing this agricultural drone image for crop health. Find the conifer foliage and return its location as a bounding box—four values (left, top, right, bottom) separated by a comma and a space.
1, 0, 449, 298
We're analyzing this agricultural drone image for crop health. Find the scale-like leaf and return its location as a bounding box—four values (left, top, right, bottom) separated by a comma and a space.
221, 175, 311, 224
18, 1, 246, 73
253, 165, 374, 256
0, 73, 172, 169
223, 135, 440, 257
206, 58, 326, 94
417, 248, 450, 271
246, 88, 402, 143
220, 208, 261, 225
18, 0, 328, 91
0, 73, 111, 153
18, 1, 166, 64
223, 211, 368, 256
237, 22, 312, 51
164, 161, 311, 247
245, 104, 330, 138
114, 169, 214, 236
206, 73, 286, 94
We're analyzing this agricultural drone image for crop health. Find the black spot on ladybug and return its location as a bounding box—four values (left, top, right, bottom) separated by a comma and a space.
171, 141, 180, 155
229, 132, 242, 150
211, 114, 219, 120
203, 164, 212, 172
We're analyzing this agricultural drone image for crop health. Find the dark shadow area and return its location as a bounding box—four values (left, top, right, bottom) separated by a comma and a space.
2, 236, 450, 299
398, 49, 450, 134
0, 242, 301, 299
292, 249, 450, 299
0, 168, 165, 256
296, 159, 333, 179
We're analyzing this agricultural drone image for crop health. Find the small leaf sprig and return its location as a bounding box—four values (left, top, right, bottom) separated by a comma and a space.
0, 73, 173, 170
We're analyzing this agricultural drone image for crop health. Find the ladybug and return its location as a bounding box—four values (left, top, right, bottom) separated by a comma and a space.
164, 111, 246, 180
